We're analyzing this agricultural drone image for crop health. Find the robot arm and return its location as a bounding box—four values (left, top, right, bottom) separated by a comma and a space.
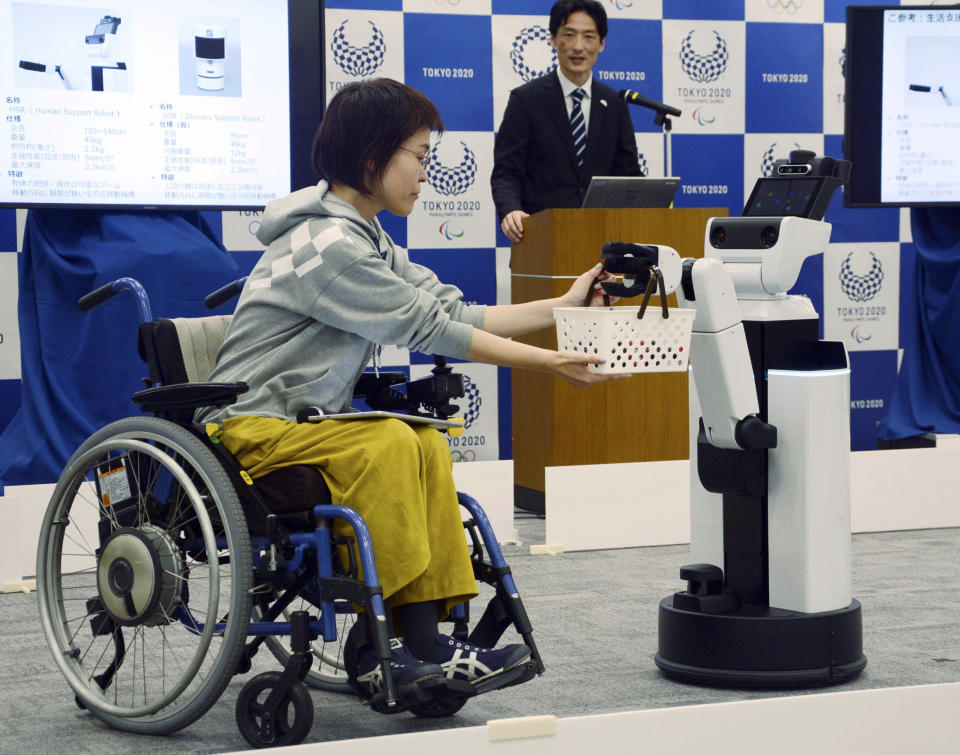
18, 60, 76, 89
677, 257, 775, 451
599, 243, 775, 452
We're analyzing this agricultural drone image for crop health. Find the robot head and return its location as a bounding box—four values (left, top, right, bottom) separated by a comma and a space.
742, 150, 850, 222
85, 15, 121, 58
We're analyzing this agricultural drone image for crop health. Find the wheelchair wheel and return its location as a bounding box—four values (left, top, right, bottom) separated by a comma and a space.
253, 591, 357, 693
236, 671, 313, 748
36, 417, 253, 735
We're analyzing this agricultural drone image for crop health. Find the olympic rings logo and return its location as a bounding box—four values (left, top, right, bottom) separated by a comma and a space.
451, 450, 477, 463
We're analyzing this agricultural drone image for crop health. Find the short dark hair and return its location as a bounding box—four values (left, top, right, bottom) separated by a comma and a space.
549, 0, 608, 40
311, 78, 444, 195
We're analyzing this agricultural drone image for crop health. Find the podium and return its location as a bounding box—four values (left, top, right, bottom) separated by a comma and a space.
510, 207, 725, 513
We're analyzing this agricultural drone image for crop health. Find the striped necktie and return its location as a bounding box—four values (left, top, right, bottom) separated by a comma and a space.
570, 88, 586, 169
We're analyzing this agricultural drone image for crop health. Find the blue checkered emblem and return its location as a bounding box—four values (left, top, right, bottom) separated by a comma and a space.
426, 141, 477, 196
761, 144, 778, 177
761, 142, 801, 177
679, 30, 728, 84
461, 375, 482, 429
839, 251, 884, 302
510, 26, 557, 82
330, 20, 385, 78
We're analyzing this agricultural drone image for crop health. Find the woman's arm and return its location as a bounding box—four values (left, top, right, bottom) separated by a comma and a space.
465, 320, 629, 388
481, 263, 612, 338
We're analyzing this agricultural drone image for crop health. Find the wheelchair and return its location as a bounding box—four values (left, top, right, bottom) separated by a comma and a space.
36, 277, 544, 748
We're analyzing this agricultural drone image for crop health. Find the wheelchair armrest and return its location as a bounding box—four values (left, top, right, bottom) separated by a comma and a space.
131, 381, 248, 413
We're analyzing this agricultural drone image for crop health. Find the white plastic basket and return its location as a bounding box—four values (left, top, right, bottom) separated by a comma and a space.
553, 306, 696, 375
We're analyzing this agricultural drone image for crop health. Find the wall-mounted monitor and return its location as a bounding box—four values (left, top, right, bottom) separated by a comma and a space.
844, 4, 960, 208
0, 0, 323, 210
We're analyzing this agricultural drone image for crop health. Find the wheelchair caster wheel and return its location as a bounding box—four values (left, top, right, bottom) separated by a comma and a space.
236, 671, 313, 748
410, 695, 468, 719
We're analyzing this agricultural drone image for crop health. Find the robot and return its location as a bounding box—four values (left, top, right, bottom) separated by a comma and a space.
601, 151, 867, 687
194, 25, 227, 91
18, 15, 127, 92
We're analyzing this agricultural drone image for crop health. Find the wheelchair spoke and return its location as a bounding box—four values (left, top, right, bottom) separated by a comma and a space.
57, 567, 97, 579
162, 568, 189, 584
63, 502, 103, 557
141, 629, 148, 705
125, 457, 153, 529
82, 626, 113, 672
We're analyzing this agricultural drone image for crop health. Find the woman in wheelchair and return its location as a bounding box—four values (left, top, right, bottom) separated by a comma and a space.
196, 79, 624, 703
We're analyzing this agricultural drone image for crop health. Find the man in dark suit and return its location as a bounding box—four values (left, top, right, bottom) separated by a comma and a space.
491, 0, 641, 244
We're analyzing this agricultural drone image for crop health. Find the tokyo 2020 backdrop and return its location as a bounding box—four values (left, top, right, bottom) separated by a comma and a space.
0, 1, 941, 468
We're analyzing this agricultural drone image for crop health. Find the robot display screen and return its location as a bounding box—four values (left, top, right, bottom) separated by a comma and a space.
0, 0, 323, 210
742, 177, 820, 217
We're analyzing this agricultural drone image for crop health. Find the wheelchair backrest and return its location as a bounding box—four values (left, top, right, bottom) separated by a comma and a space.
138, 315, 232, 386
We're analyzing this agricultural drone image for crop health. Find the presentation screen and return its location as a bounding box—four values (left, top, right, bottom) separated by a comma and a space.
844, 5, 960, 208
0, 0, 322, 210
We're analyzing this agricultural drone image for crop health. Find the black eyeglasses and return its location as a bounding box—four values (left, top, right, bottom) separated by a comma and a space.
400, 146, 431, 169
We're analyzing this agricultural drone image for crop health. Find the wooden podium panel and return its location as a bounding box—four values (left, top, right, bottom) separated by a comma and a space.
510, 208, 726, 511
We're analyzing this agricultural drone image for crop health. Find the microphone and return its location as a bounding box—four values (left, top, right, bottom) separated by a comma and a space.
619, 89, 681, 118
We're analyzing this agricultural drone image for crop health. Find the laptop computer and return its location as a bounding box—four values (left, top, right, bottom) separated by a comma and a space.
580, 176, 681, 209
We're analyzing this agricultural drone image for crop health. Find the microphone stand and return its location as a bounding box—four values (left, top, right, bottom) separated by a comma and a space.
620, 90, 682, 177
655, 109, 674, 179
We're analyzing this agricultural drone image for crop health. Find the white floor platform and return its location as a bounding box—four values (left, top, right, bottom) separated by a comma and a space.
225, 682, 960, 755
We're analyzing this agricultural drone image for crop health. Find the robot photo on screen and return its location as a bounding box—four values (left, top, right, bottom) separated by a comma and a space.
177, 16, 242, 97
195, 25, 227, 91
16, 12, 128, 93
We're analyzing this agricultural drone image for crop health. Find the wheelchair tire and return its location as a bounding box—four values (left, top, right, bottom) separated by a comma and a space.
236, 671, 313, 748
253, 592, 357, 693
36, 417, 253, 735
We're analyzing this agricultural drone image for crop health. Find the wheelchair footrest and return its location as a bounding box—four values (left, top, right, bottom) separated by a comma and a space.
367, 661, 538, 715
471, 659, 539, 696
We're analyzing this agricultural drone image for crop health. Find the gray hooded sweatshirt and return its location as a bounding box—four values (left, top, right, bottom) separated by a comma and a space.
198, 181, 485, 423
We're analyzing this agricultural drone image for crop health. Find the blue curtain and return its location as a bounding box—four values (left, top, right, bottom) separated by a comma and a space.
879, 207, 960, 439
0, 210, 239, 486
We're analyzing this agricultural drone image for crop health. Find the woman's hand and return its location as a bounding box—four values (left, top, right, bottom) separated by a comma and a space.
548, 349, 631, 388
560, 263, 621, 308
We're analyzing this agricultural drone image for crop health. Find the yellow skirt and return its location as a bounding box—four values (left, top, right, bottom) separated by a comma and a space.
214, 415, 478, 619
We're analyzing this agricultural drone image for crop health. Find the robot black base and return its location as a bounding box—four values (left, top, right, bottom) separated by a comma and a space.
654, 597, 866, 689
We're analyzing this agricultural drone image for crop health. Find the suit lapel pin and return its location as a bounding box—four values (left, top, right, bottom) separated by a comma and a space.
600, 99, 608, 107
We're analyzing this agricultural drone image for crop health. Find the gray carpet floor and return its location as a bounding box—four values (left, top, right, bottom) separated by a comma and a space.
2, 515, 958, 754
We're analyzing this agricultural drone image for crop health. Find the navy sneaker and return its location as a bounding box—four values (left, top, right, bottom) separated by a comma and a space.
432, 634, 531, 684
353, 637, 445, 698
